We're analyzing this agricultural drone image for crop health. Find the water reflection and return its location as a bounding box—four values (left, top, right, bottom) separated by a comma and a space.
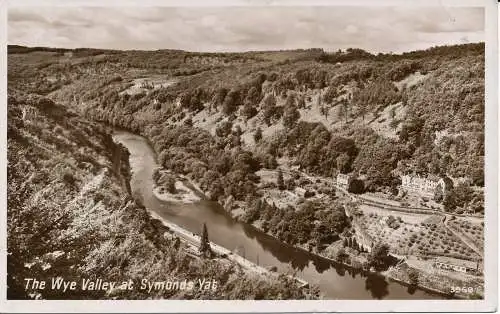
114, 131, 444, 300
407, 286, 417, 295
365, 274, 389, 300
335, 265, 346, 277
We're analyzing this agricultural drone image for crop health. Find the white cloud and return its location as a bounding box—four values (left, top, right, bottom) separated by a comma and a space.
345, 25, 358, 34
8, 6, 484, 53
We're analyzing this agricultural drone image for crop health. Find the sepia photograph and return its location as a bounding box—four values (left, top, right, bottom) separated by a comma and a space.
2, 0, 497, 312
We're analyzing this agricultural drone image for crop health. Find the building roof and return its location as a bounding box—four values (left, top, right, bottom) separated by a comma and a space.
435, 256, 478, 269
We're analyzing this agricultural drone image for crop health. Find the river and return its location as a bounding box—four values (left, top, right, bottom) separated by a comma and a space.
113, 131, 442, 300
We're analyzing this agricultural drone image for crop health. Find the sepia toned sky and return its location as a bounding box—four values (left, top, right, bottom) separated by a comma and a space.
8, 6, 485, 53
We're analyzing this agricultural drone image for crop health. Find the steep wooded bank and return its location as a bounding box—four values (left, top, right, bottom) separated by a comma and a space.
7, 91, 313, 300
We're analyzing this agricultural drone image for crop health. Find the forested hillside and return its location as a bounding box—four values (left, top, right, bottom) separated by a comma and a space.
7, 43, 484, 264
9, 43, 482, 210
7, 43, 485, 300
7, 91, 313, 300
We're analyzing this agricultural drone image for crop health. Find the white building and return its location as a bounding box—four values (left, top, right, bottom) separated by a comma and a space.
400, 174, 451, 199
336, 173, 352, 190
434, 256, 478, 273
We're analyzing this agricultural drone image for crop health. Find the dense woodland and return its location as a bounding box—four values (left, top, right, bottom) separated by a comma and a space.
8, 42, 484, 219
7, 91, 315, 299
38, 45, 479, 208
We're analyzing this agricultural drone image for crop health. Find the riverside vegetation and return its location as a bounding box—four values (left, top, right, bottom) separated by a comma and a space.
8, 43, 484, 298
7, 91, 317, 300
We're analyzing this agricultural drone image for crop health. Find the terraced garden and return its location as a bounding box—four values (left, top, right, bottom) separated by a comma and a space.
355, 211, 479, 260
447, 218, 484, 252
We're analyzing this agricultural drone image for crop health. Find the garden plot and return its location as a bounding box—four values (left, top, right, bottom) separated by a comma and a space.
448, 218, 484, 252
355, 210, 479, 260
360, 192, 402, 207
261, 189, 301, 209
358, 204, 430, 225
256, 169, 292, 185
255, 168, 331, 210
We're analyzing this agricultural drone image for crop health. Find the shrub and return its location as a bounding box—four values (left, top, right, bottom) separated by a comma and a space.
54, 125, 64, 135
254, 128, 263, 143
62, 171, 76, 186
163, 174, 177, 194
336, 248, 349, 264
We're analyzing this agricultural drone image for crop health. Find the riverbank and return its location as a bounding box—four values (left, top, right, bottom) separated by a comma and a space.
218, 191, 465, 299
153, 171, 455, 298
252, 213, 458, 299
152, 168, 201, 204
114, 130, 446, 300
112, 131, 321, 299
153, 181, 201, 203
144, 207, 310, 289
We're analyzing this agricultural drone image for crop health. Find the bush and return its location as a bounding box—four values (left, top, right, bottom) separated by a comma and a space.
408, 269, 419, 286
163, 175, 177, 194
254, 128, 263, 143
336, 248, 349, 264
62, 171, 76, 186
304, 190, 316, 198
367, 242, 391, 270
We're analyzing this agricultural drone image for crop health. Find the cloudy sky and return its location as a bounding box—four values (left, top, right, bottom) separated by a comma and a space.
8, 6, 484, 53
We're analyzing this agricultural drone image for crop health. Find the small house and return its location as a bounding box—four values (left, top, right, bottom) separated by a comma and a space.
336, 173, 352, 190
433, 256, 478, 273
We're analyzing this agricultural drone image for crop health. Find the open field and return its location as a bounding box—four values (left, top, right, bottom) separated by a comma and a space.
119, 76, 177, 96
358, 204, 435, 225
